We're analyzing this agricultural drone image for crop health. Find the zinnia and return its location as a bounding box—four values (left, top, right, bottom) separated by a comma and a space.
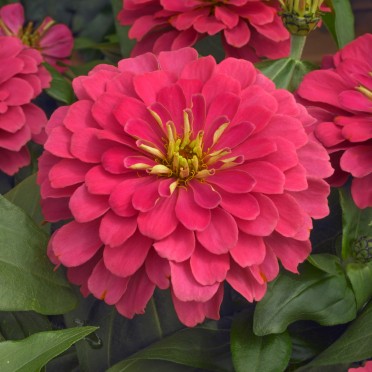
0, 3, 73, 71
297, 34, 372, 209
118, 0, 290, 62
0, 36, 50, 175
38, 48, 333, 326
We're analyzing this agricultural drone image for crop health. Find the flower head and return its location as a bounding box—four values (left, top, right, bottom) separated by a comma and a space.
0, 36, 50, 175
297, 34, 372, 209
38, 48, 332, 326
0, 3, 73, 71
279, 0, 326, 35
118, 0, 290, 62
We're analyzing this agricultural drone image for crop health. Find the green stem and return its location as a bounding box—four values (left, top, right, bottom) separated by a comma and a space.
290, 34, 307, 60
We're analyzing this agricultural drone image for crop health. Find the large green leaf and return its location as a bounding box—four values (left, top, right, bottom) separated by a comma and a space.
253, 257, 357, 336
231, 311, 291, 372
4, 174, 49, 233
0, 195, 77, 314
340, 187, 372, 261
255, 58, 317, 92
302, 301, 372, 368
0, 326, 97, 372
108, 327, 232, 372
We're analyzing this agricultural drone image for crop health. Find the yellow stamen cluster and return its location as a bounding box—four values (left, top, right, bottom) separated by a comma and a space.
130, 108, 238, 192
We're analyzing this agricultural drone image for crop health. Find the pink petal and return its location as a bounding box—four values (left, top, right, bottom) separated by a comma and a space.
265, 233, 311, 273
63, 100, 98, 133
70, 128, 113, 163
258, 245, 279, 282
175, 187, 211, 231
44, 126, 73, 159
290, 177, 330, 219
190, 243, 230, 285
49, 159, 91, 188
197, 207, 238, 254
103, 229, 152, 277
205, 92, 240, 128
51, 220, 102, 267
118, 52, 159, 74
0, 124, 30, 151
269, 194, 305, 238
102, 146, 137, 174
339, 90, 371, 112
219, 189, 259, 220
180, 55, 216, 84
85, 165, 129, 195
137, 193, 179, 239
189, 180, 221, 209
69, 184, 109, 223
132, 178, 162, 212
208, 170, 255, 193
153, 224, 195, 262
230, 232, 266, 267
351, 174, 372, 209
170, 260, 220, 302
0, 4, 24, 34
145, 249, 170, 289
115, 267, 155, 318
224, 19, 251, 48
237, 193, 279, 236
341, 145, 372, 178
241, 161, 285, 194
0, 106, 25, 132
216, 57, 256, 89
284, 164, 308, 191
158, 47, 198, 78
215, 6, 239, 28
99, 211, 137, 247
87, 259, 129, 305
339, 116, 372, 142
109, 177, 146, 217
227, 261, 267, 302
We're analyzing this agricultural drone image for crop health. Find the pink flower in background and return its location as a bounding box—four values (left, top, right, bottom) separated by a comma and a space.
0, 3, 73, 71
38, 48, 332, 326
118, 0, 290, 62
0, 36, 50, 175
298, 33, 372, 209
349, 361, 372, 372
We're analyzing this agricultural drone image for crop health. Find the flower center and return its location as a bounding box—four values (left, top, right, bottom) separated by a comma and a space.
130, 107, 238, 190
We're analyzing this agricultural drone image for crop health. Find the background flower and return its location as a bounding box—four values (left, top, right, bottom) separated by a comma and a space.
38, 47, 332, 326
0, 3, 73, 71
297, 33, 372, 209
118, 0, 290, 62
0, 36, 50, 175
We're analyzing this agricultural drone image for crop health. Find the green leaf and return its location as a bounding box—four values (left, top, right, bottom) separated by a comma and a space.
340, 187, 372, 260
231, 311, 291, 372
307, 254, 343, 276
302, 300, 372, 368
253, 258, 357, 336
44, 64, 75, 104
0, 312, 51, 341
332, 0, 355, 48
4, 174, 49, 233
0, 195, 77, 314
0, 326, 97, 372
255, 58, 317, 92
108, 327, 232, 372
111, 0, 136, 57
346, 262, 372, 310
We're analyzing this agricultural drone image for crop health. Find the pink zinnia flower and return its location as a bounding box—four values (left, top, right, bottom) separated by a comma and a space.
38, 48, 332, 326
0, 3, 73, 71
297, 34, 372, 209
118, 0, 290, 62
0, 36, 50, 175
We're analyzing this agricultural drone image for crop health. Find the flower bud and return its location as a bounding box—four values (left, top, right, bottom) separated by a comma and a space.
353, 236, 372, 263
279, 0, 325, 36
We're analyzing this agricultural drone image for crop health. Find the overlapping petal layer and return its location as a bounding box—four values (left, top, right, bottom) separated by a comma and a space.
298, 34, 372, 208
118, 0, 290, 62
39, 48, 332, 326
0, 36, 50, 175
